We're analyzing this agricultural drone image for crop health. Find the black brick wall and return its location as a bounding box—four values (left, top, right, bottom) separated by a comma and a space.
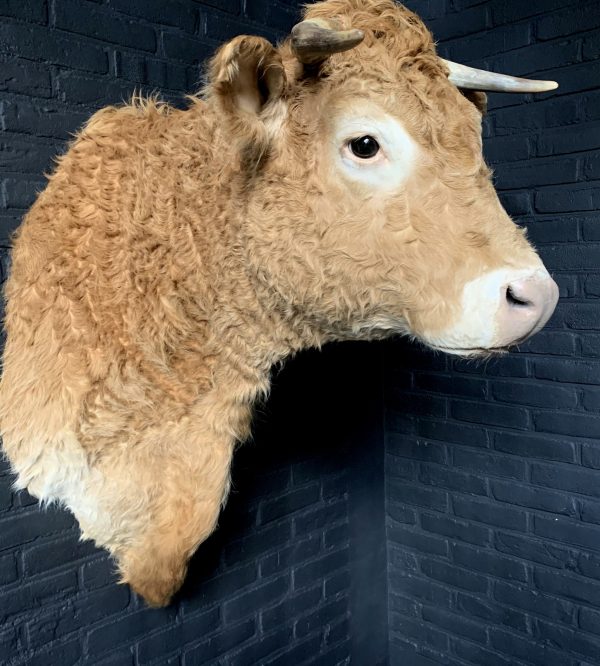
0, 2, 388, 665
386, 1, 600, 665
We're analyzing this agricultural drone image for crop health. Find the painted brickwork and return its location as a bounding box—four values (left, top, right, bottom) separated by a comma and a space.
0, 2, 389, 665
386, 1, 600, 664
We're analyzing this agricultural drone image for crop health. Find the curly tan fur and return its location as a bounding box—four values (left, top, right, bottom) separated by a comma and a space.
0, 0, 544, 606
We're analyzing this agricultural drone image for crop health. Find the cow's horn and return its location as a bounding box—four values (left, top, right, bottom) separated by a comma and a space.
291, 18, 364, 65
442, 58, 558, 93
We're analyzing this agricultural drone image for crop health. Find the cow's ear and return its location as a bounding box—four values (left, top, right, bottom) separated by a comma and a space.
461, 90, 488, 115
208, 36, 286, 151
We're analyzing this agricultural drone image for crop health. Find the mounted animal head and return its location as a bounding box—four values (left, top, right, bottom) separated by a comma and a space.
207, 0, 558, 355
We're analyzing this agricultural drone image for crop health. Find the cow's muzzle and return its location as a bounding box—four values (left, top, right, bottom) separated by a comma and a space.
495, 270, 559, 347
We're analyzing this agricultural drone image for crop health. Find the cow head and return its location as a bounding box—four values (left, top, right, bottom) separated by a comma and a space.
208, 0, 559, 356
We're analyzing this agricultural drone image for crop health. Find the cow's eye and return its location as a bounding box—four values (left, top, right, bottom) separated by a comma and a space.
349, 136, 380, 159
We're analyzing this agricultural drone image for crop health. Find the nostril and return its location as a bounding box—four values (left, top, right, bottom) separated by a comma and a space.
506, 285, 531, 308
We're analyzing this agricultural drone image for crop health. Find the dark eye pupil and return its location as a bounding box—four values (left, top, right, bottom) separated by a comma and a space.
349, 135, 379, 159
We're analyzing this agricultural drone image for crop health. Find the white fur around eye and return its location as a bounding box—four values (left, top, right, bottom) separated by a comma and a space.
332, 112, 419, 191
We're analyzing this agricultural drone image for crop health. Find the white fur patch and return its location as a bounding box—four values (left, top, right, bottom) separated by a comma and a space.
12, 430, 110, 542
331, 108, 419, 191
423, 265, 549, 354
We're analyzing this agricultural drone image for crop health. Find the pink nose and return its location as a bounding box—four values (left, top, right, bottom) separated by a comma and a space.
496, 272, 559, 346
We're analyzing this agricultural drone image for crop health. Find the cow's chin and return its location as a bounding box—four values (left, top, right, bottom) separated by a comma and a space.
425, 343, 510, 358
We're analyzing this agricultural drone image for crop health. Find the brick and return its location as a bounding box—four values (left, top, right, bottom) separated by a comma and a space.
295, 597, 347, 638
452, 542, 527, 585
453, 497, 528, 531
162, 31, 213, 65
538, 123, 600, 157
88, 606, 177, 656
421, 558, 488, 594
205, 11, 274, 43
534, 514, 600, 552
495, 156, 579, 191
453, 448, 527, 480
417, 419, 489, 448
82, 556, 119, 591
0, 21, 108, 73
491, 380, 577, 409
578, 551, 600, 582
259, 484, 320, 525
260, 535, 321, 578
294, 500, 347, 536
3, 177, 45, 209
386, 435, 448, 463
0, 0, 47, 23
0, 57, 51, 97
451, 639, 515, 666
324, 569, 350, 598
387, 503, 417, 525
55, 0, 156, 51
27, 640, 81, 666
450, 399, 530, 430
490, 626, 578, 666
387, 392, 447, 418
498, 191, 531, 215
492, 479, 577, 516
387, 524, 449, 557
582, 444, 600, 470
55, 71, 140, 107
534, 410, 600, 439
227, 625, 293, 666
495, 531, 571, 568
518, 330, 578, 355
0, 569, 79, 620
181, 562, 257, 615
23, 535, 98, 577
390, 613, 449, 651
224, 575, 289, 623
0, 136, 61, 176
28, 586, 130, 649
183, 619, 255, 664
427, 4, 489, 40
534, 357, 600, 384
494, 430, 577, 463
422, 606, 487, 643
0, 506, 74, 552
386, 479, 448, 511
261, 585, 322, 631
531, 463, 600, 499
263, 635, 322, 666
389, 574, 452, 607
535, 184, 600, 213
224, 521, 291, 565
324, 521, 349, 549
484, 134, 531, 165
109, 0, 197, 31
494, 581, 575, 624
137, 608, 220, 664
0, 627, 17, 663
418, 463, 488, 496
421, 512, 490, 546
388, 546, 419, 574
0, 554, 17, 585
535, 617, 600, 661
537, 2, 600, 40
414, 373, 487, 398
441, 22, 531, 62
580, 607, 600, 636
455, 592, 528, 633
1, 100, 89, 140
294, 548, 349, 590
